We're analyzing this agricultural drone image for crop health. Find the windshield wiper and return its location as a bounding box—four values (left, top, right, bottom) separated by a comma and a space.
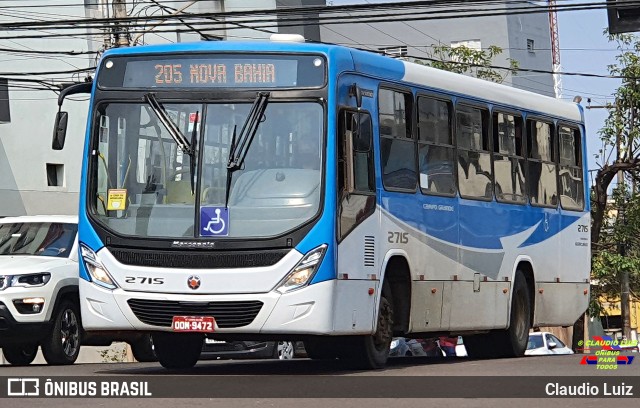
189, 111, 199, 195
224, 92, 270, 208
143, 93, 194, 156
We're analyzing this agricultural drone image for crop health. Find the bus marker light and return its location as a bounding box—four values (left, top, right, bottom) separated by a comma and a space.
584, 289, 588, 295
539, 289, 544, 294
418, 275, 425, 281
339, 273, 349, 280
503, 288, 508, 294
431, 288, 437, 294
368, 288, 374, 295
483, 276, 488, 282
453, 275, 458, 281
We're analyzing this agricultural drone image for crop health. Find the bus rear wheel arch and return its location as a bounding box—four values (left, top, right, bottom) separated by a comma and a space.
464, 270, 532, 358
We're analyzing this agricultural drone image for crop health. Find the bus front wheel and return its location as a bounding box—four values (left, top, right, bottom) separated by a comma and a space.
345, 289, 394, 369
153, 332, 202, 369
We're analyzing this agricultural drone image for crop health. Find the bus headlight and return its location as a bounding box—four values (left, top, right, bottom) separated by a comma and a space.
80, 244, 117, 290
276, 244, 327, 294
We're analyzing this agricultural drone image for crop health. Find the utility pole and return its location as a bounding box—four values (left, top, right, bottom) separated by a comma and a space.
112, 0, 130, 47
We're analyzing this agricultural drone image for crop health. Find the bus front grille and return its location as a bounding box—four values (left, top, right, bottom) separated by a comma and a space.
127, 299, 263, 328
108, 247, 289, 269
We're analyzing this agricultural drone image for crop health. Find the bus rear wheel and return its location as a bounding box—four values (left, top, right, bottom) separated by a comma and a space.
464, 271, 531, 359
496, 270, 531, 357
153, 332, 202, 369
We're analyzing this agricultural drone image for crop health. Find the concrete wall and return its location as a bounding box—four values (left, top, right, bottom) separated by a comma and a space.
0, 1, 91, 217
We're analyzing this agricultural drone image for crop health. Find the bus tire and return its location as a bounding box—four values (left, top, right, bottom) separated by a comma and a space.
2, 343, 38, 366
345, 287, 393, 369
130, 334, 157, 362
464, 271, 531, 359
497, 270, 531, 357
153, 332, 202, 369
303, 339, 337, 360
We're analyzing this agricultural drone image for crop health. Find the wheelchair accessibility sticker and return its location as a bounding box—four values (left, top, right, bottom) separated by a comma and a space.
200, 207, 229, 237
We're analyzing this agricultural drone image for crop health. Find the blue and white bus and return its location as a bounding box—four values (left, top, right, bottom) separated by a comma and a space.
54, 35, 590, 369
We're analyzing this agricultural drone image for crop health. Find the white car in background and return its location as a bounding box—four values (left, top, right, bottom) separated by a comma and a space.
0, 216, 155, 366
525, 332, 574, 356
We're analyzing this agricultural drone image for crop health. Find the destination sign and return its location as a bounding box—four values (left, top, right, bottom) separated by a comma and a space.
98, 54, 326, 89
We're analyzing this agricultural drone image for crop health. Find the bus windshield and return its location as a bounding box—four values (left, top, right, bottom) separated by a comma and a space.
92, 101, 323, 239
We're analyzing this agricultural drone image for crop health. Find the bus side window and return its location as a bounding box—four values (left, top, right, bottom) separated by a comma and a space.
527, 120, 557, 207
338, 110, 375, 240
378, 88, 417, 191
492, 112, 526, 204
558, 125, 584, 210
417, 96, 455, 195
456, 105, 492, 200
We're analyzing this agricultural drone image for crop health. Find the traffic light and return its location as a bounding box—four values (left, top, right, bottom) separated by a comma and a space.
607, 0, 640, 34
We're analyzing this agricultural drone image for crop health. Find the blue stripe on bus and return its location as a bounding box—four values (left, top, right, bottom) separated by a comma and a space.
381, 192, 583, 250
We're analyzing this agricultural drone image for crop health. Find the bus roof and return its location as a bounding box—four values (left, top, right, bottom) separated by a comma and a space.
102, 41, 582, 123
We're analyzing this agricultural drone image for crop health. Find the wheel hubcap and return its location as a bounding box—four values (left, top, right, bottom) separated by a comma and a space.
61, 309, 79, 357
277, 342, 294, 360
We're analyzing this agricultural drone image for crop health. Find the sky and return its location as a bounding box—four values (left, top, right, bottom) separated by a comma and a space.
329, 0, 626, 177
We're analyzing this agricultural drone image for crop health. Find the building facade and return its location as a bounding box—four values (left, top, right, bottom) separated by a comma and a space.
319, 1, 556, 97
0, 0, 556, 217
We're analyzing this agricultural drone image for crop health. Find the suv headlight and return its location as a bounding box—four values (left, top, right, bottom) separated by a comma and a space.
80, 244, 117, 290
275, 244, 327, 294
0, 273, 51, 290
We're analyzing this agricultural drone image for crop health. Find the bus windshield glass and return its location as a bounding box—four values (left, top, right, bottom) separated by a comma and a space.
92, 101, 323, 239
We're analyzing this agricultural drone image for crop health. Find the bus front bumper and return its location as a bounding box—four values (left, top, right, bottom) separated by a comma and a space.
79, 278, 377, 336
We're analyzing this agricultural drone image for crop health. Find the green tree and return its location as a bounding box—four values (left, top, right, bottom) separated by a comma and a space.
416, 44, 519, 83
587, 31, 640, 343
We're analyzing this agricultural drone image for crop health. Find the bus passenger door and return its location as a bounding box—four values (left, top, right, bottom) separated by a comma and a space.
334, 104, 378, 333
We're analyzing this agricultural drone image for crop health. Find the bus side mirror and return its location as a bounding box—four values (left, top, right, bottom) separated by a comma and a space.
52, 111, 69, 150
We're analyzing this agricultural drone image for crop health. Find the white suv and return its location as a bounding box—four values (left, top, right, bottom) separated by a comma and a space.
0, 215, 157, 366
0, 215, 81, 365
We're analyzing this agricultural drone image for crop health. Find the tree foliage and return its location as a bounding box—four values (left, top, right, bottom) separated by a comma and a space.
416, 44, 519, 83
590, 31, 640, 316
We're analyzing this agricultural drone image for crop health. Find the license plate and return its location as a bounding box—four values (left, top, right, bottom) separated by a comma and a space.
205, 339, 226, 344
172, 316, 215, 332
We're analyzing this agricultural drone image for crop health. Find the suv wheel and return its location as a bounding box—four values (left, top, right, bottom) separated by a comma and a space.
2, 343, 38, 366
42, 300, 82, 365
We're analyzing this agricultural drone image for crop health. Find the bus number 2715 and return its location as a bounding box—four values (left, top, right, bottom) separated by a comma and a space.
387, 232, 409, 244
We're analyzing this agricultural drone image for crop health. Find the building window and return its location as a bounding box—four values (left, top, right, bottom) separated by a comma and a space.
450, 40, 482, 51
378, 46, 408, 58
417, 96, 455, 195
527, 120, 557, 207
456, 105, 492, 200
379, 88, 416, 191
46, 163, 65, 187
0, 78, 10, 123
527, 39, 535, 53
493, 112, 526, 204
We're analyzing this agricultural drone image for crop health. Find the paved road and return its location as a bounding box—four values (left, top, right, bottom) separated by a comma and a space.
1, 354, 638, 408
